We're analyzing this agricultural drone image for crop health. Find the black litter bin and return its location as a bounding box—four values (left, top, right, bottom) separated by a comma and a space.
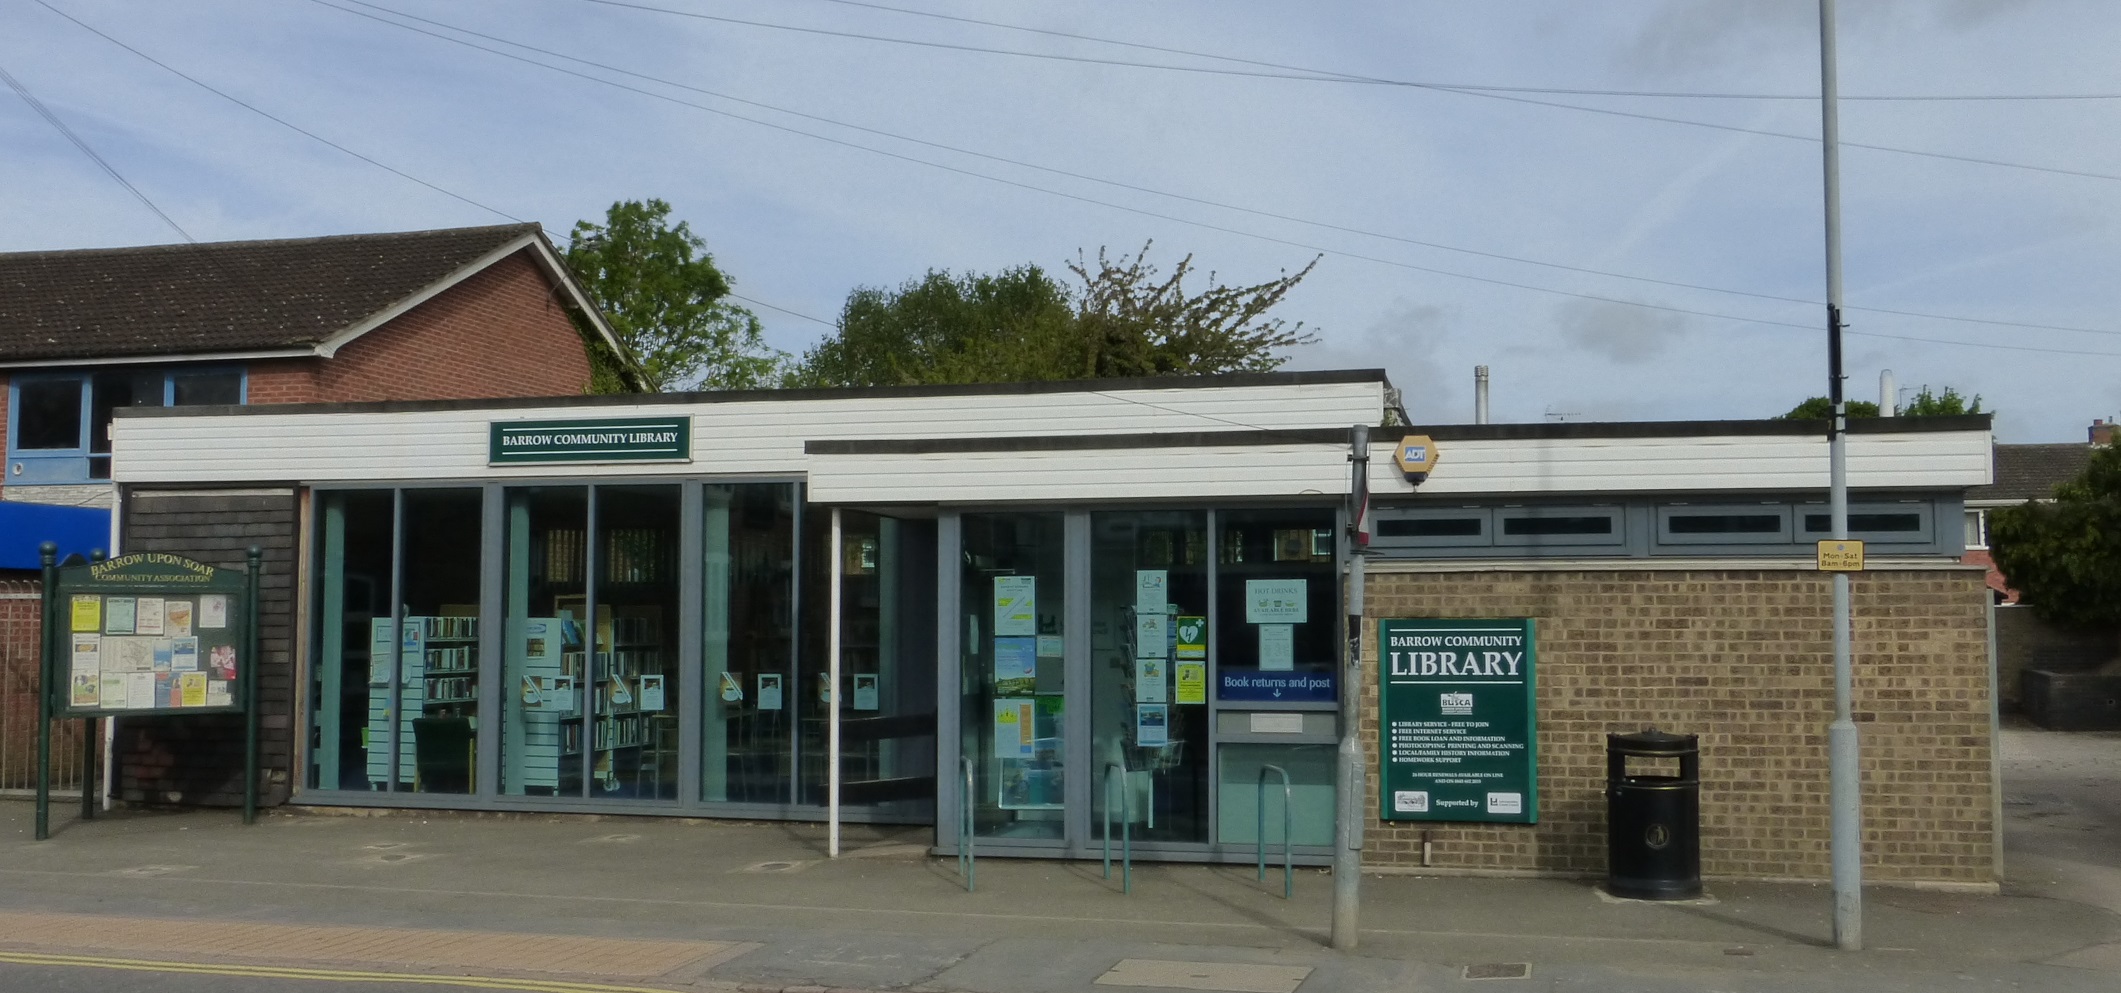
1605, 729, 1701, 900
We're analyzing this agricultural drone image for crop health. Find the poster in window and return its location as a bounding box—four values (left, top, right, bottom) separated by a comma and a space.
70, 595, 100, 633
993, 576, 1036, 637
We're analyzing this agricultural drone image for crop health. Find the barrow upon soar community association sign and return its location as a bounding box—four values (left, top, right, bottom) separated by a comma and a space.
489, 417, 692, 465
1377, 618, 1538, 824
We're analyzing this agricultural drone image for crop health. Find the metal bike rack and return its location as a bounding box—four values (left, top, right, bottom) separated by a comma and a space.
1256, 763, 1293, 899
958, 755, 976, 892
1102, 762, 1132, 894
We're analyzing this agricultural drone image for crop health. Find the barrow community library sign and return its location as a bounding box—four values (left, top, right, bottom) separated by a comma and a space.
1377, 618, 1538, 824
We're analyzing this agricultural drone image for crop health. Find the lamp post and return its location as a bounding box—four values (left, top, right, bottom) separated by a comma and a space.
1818, 0, 1864, 952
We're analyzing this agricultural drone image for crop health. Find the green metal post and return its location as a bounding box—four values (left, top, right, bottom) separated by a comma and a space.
81, 549, 101, 824
35, 542, 57, 841
243, 546, 262, 826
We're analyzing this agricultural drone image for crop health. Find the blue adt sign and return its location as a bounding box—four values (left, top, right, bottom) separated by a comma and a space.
1218, 669, 1335, 702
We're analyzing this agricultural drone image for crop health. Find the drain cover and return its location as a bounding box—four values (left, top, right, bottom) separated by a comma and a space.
735, 859, 816, 873
1462, 963, 1531, 981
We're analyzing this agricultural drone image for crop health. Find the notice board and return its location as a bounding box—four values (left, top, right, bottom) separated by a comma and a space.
51, 553, 248, 716
1377, 618, 1538, 824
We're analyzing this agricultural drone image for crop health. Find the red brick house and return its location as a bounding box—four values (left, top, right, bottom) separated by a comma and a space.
0, 222, 632, 510
0, 222, 634, 794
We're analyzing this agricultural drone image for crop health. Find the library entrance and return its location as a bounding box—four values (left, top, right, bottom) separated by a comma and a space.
945, 507, 1343, 861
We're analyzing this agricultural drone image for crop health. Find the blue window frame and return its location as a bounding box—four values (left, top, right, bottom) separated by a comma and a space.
8, 367, 245, 484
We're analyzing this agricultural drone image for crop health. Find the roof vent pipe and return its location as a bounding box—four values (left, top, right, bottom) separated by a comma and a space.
1474, 365, 1490, 424
1879, 369, 1897, 417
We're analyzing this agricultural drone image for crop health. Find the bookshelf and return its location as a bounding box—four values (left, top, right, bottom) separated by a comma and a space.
365, 614, 479, 790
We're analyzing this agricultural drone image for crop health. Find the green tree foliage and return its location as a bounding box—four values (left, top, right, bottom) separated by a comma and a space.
1778, 385, 1983, 420
563, 199, 785, 391
791, 265, 1077, 386
792, 244, 1319, 387
1900, 385, 1983, 416
1990, 441, 2121, 630
1779, 397, 1880, 419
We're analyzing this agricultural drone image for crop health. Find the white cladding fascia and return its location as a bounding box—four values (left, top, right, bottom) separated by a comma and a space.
1365, 429, 1993, 496
110, 381, 1384, 485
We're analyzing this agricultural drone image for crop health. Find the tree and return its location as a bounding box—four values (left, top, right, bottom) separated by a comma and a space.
790, 265, 1077, 387
792, 244, 1320, 387
563, 199, 785, 392
1777, 384, 1983, 420
1066, 243, 1319, 378
1990, 441, 2121, 630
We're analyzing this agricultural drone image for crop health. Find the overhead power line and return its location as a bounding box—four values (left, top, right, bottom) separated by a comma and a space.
33, 0, 520, 223
555, 0, 2121, 186
0, 58, 192, 241
807, 0, 2121, 103
335, 0, 2121, 341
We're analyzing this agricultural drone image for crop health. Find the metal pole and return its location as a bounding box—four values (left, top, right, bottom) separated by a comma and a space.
1332, 425, 1369, 951
827, 508, 842, 859
244, 546, 262, 826
1819, 0, 1863, 952
35, 542, 57, 841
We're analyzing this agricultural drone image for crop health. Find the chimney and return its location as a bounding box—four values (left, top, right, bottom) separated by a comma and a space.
1880, 369, 1897, 417
2093, 419, 2115, 446
1474, 365, 1490, 425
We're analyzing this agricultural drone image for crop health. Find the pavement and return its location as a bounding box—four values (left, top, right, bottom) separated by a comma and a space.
0, 723, 2114, 993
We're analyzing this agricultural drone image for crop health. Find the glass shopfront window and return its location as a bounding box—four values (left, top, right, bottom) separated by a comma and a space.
701, 483, 797, 803
959, 512, 1067, 841
311, 491, 392, 791
308, 488, 481, 794
592, 486, 680, 799
1214, 509, 1337, 706
799, 512, 937, 811
501, 487, 588, 797
1091, 510, 1210, 844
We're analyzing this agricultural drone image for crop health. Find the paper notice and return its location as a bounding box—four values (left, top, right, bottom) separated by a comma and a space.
1259, 623, 1295, 670
1134, 657, 1167, 703
199, 594, 228, 629
104, 597, 136, 635
70, 594, 101, 633
135, 597, 166, 636
179, 672, 207, 707
165, 600, 194, 637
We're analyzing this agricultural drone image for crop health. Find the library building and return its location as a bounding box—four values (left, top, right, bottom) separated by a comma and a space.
105, 370, 2004, 886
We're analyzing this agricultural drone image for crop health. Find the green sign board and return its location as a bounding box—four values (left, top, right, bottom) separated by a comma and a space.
1377, 618, 1537, 824
489, 417, 691, 464
52, 553, 249, 717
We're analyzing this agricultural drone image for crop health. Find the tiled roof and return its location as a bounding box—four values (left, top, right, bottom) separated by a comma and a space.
0, 223, 543, 362
1967, 443, 2093, 503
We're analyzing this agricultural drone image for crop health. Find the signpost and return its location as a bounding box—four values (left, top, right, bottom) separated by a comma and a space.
36, 544, 261, 839
1377, 618, 1538, 824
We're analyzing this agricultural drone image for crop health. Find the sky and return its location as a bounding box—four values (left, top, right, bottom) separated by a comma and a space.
3, 0, 2117, 442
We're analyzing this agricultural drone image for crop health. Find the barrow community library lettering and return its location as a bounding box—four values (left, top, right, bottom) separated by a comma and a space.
1377, 618, 1538, 825
489, 417, 692, 464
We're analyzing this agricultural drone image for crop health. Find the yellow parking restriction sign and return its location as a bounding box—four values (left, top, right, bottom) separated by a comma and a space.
1816, 539, 1865, 572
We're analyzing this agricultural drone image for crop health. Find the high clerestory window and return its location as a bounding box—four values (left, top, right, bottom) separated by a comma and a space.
7, 367, 244, 483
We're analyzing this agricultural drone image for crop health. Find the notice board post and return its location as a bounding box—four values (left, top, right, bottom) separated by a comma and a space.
36, 546, 260, 840
1377, 618, 1538, 825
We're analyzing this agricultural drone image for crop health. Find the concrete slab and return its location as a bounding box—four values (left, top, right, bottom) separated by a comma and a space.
1095, 959, 1311, 993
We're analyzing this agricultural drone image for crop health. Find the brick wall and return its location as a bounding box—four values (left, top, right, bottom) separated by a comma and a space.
244, 361, 320, 405
115, 488, 298, 807
1995, 605, 2114, 710
1360, 567, 1996, 885
0, 575, 87, 792
316, 250, 592, 402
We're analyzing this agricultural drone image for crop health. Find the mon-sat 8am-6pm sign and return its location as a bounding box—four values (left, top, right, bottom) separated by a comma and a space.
489, 417, 692, 464
1377, 618, 1538, 824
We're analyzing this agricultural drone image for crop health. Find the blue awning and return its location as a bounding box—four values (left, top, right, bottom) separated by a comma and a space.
0, 500, 112, 570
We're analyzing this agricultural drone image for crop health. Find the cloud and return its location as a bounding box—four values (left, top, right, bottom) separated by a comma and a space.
1285, 300, 1462, 422
1555, 299, 1694, 362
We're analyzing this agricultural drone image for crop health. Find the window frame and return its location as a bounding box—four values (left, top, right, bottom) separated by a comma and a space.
7, 365, 246, 484
1491, 505, 1626, 548
1796, 500, 1934, 545
1655, 504, 1793, 545
1369, 507, 1494, 549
